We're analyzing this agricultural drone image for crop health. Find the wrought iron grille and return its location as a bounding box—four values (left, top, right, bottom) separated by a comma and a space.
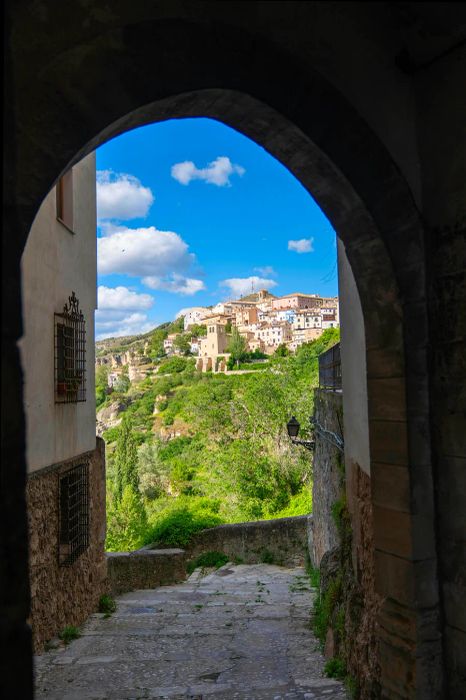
318, 342, 342, 390
58, 462, 89, 566
54, 291, 86, 403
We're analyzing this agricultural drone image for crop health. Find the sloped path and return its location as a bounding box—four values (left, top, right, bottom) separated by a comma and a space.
35, 564, 348, 700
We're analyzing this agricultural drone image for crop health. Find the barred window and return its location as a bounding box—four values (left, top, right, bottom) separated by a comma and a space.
55, 292, 86, 403
59, 462, 89, 566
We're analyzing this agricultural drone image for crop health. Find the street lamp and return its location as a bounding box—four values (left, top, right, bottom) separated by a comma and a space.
286, 416, 315, 451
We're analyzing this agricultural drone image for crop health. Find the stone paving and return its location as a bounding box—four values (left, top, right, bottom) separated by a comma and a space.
34, 563, 348, 700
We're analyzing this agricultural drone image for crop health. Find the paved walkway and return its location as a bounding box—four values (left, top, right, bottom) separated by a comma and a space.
35, 564, 348, 700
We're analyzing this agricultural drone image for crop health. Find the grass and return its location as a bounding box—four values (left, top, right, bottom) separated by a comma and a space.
186, 551, 229, 574
324, 657, 346, 680
98, 594, 117, 616
59, 626, 80, 645
260, 549, 275, 564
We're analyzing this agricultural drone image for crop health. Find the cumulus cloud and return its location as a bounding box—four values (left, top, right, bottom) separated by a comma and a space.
97, 170, 154, 221
253, 266, 276, 276
142, 274, 205, 296
95, 285, 156, 340
288, 238, 314, 254
220, 276, 277, 298
171, 156, 245, 187
97, 225, 195, 278
95, 312, 154, 340
97, 285, 154, 310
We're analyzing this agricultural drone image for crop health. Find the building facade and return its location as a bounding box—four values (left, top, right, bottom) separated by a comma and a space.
19, 153, 107, 652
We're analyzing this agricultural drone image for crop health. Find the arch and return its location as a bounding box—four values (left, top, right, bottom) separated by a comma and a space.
4, 12, 441, 698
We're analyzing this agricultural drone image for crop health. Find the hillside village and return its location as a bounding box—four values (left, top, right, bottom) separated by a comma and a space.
96, 289, 340, 383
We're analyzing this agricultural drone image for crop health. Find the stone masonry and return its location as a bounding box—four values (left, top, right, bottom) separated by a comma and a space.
27, 439, 107, 652
34, 563, 348, 699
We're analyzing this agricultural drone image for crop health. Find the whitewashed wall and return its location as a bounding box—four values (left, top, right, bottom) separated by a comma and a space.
19, 153, 97, 472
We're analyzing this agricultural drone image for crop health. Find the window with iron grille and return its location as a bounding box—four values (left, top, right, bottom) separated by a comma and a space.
55, 292, 86, 403
59, 462, 89, 566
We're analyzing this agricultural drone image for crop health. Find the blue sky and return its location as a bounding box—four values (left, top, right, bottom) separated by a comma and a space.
96, 118, 337, 339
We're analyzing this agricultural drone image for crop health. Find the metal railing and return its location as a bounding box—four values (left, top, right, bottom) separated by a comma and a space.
318, 342, 342, 390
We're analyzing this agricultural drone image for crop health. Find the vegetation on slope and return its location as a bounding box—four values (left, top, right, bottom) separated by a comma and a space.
97, 328, 340, 551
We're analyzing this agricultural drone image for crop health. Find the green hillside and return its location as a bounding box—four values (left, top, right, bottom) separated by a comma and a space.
97, 328, 340, 552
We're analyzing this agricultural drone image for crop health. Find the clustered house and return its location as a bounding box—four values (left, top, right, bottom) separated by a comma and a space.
168, 290, 340, 371
19, 153, 107, 651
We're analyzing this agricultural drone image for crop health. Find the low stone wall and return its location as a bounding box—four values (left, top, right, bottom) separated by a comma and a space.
106, 549, 187, 596
185, 515, 309, 567
27, 439, 107, 653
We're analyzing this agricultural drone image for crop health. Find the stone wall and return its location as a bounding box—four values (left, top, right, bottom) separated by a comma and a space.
345, 463, 383, 699
311, 389, 382, 698
107, 549, 186, 596
26, 439, 107, 652
185, 516, 309, 567
310, 389, 343, 567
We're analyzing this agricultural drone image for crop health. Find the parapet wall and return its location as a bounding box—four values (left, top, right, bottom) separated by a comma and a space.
107, 549, 187, 596
186, 515, 309, 567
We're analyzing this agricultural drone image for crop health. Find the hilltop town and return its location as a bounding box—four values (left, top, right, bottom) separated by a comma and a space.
95, 289, 339, 381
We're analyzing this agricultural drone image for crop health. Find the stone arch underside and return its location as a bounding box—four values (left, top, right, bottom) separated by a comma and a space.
5, 14, 442, 699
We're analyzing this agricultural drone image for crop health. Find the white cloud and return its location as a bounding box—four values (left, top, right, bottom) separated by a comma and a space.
171, 156, 245, 187
97, 225, 195, 278
95, 311, 154, 340
97, 170, 154, 221
253, 266, 276, 276
288, 238, 314, 254
95, 285, 156, 340
220, 276, 277, 298
97, 285, 154, 310
142, 274, 206, 296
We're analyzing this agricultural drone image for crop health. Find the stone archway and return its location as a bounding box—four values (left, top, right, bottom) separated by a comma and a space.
4, 9, 443, 699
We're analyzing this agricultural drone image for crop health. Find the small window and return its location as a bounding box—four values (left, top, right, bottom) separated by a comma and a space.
56, 169, 74, 231
59, 462, 89, 566
54, 292, 86, 403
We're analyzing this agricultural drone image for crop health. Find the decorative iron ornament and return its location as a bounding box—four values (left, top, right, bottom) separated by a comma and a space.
63, 291, 84, 321
54, 291, 86, 403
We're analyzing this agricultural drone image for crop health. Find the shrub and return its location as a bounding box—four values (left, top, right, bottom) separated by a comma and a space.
98, 594, 117, 615
145, 497, 223, 548
270, 488, 312, 518
260, 550, 275, 564
187, 551, 229, 574
324, 657, 346, 680
160, 356, 188, 374
59, 626, 80, 644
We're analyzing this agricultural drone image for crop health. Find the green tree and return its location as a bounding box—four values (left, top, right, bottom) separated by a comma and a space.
228, 327, 247, 367
114, 365, 130, 393
187, 323, 207, 338
95, 364, 109, 407
106, 485, 148, 551
173, 333, 191, 356
274, 343, 290, 357
137, 442, 170, 499
151, 328, 168, 357
114, 414, 139, 502
167, 316, 185, 334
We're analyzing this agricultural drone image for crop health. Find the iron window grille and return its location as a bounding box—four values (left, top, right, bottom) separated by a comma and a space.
58, 461, 90, 566
54, 292, 86, 403
318, 342, 342, 390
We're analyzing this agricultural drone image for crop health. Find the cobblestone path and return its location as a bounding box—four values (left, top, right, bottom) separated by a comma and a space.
35, 564, 348, 700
